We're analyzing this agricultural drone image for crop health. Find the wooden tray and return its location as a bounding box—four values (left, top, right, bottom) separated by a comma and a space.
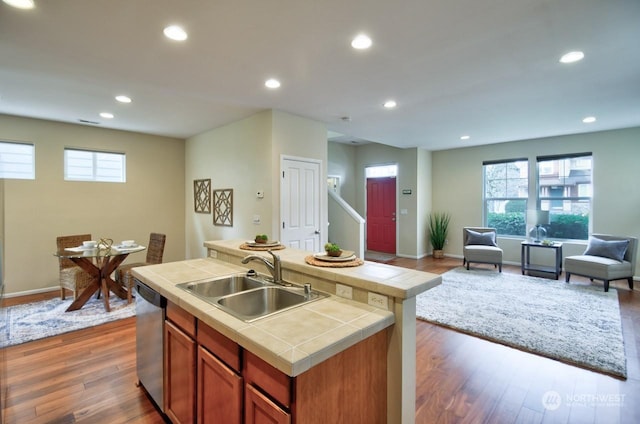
304, 255, 364, 267
239, 243, 286, 251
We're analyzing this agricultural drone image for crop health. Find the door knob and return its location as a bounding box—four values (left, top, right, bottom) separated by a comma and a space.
314, 230, 320, 235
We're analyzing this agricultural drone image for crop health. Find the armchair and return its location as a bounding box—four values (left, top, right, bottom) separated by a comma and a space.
462, 227, 503, 272
565, 234, 637, 292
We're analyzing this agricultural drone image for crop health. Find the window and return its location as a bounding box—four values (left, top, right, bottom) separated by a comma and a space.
0, 141, 35, 179
64, 148, 126, 182
537, 153, 592, 240
483, 159, 528, 236
365, 164, 397, 178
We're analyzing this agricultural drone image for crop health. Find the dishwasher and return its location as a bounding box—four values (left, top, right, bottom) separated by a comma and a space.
135, 279, 166, 412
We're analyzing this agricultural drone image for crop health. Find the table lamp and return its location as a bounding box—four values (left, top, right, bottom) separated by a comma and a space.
528, 210, 549, 242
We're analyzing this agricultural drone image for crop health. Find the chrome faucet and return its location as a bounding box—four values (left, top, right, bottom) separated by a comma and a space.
241, 250, 283, 285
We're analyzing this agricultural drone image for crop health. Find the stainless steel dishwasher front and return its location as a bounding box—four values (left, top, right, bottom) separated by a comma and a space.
135, 279, 166, 412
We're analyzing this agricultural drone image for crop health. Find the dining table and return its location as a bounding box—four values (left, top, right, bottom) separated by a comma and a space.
55, 240, 146, 312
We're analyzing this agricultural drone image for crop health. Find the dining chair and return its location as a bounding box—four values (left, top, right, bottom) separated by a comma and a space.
115, 233, 166, 304
56, 234, 94, 300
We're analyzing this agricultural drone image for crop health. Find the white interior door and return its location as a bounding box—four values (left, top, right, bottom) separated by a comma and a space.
281, 157, 321, 252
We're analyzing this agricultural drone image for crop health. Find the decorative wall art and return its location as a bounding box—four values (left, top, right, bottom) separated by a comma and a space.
213, 188, 233, 226
193, 179, 211, 213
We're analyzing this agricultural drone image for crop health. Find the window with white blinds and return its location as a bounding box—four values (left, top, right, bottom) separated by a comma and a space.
64, 148, 126, 182
0, 141, 35, 179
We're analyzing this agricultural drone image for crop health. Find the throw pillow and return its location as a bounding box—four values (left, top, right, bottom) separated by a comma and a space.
466, 230, 497, 246
583, 237, 629, 262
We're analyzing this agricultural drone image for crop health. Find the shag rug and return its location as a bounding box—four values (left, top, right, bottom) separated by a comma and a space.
416, 267, 627, 379
1, 295, 135, 348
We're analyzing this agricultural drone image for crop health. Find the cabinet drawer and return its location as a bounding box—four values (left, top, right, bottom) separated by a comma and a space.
244, 351, 291, 409
197, 320, 241, 372
166, 300, 196, 338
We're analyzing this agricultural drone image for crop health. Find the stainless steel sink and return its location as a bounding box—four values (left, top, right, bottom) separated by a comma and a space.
216, 286, 324, 322
176, 272, 327, 322
177, 273, 268, 300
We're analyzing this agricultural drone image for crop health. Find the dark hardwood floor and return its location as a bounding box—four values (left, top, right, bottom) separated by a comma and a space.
2, 257, 638, 423
389, 256, 640, 424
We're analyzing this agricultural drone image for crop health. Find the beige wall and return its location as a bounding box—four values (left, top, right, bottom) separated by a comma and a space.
416, 148, 432, 256
185, 110, 328, 258
1, 114, 186, 295
327, 142, 357, 206
432, 126, 640, 277
354, 144, 426, 258
328, 143, 433, 258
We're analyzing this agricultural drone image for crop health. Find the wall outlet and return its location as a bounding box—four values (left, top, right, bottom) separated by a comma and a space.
209, 250, 218, 259
253, 215, 261, 224
368, 292, 388, 310
335, 284, 353, 299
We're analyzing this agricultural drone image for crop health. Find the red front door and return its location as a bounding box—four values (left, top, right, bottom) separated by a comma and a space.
366, 177, 396, 254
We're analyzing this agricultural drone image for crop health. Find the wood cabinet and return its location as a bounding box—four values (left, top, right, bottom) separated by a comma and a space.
197, 346, 243, 423
164, 301, 387, 424
165, 319, 196, 424
245, 384, 290, 424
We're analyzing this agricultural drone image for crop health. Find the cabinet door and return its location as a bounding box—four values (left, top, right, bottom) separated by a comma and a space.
245, 384, 290, 424
197, 346, 242, 424
165, 320, 196, 424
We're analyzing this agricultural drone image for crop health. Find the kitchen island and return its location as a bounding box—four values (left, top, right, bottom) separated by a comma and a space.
133, 240, 440, 423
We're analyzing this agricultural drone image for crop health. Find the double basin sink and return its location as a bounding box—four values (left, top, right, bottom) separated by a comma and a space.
177, 272, 327, 322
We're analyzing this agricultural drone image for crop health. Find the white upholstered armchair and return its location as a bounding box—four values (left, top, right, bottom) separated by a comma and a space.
565, 234, 637, 292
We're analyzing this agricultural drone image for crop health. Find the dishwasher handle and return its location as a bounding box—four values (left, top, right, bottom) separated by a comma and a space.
135, 279, 166, 308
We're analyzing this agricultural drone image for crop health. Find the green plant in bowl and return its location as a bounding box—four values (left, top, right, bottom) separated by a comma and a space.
254, 234, 268, 244
324, 242, 342, 257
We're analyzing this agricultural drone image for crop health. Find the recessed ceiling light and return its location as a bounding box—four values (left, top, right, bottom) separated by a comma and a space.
2, 0, 35, 9
351, 34, 372, 50
582, 116, 596, 123
265, 78, 281, 89
163, 25, 188, 41
115, 95, 132, 103
559, 51, 584, 64
460, 135, 470, 140
383, 100, 397, 109
100, 112, 114, 119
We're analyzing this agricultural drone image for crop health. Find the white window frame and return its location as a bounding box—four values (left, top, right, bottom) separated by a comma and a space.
64, 148, 126, 182
0, 141, 35, 180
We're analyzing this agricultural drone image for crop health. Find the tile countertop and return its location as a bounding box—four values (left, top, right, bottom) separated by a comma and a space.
132, 258, 396, 377
205, 239, 442, 300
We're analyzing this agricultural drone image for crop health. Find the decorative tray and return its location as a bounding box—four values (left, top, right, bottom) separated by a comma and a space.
245, 240, 282, 248
313, 250, 356, 262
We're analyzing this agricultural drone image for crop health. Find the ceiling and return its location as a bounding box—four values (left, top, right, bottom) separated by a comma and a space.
1, 0, 639, 151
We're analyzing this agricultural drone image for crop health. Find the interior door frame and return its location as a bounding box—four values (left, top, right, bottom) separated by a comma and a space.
364, 164, 399, 254
279, 155, 326, 250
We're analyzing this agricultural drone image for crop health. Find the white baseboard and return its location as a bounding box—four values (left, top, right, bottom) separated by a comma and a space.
4, 286, 59, 298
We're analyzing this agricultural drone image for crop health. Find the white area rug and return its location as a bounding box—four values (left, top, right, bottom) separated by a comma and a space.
1, 295, 135, 348
416, 267, 627, 378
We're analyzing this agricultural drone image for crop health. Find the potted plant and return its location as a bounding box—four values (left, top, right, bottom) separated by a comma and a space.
324, 242, 342, 257
428, 212, 451, 259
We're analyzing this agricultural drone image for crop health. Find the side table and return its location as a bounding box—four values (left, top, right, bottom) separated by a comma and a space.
521, 241, 563, 280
